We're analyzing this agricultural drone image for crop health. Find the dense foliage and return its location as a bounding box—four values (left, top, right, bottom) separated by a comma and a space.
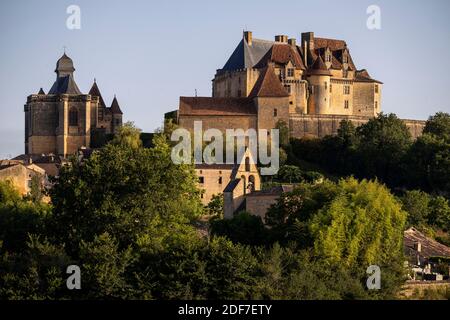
1, 113, 448, 300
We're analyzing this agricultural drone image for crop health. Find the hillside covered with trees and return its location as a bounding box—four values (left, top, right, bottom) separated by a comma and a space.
0, 113, 449, 300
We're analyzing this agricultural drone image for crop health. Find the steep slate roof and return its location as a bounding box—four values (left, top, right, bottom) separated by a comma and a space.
307, 55, 332, 76
224, 179, 241, 193
110, 96, 123, 114
88, 80, 106, 107
254, 43, 305, 69
249, 64, 289, 98
38, 88, 45, 95
48, 53, 82, 95
220, 38, 274, 72
48, 75, 82, 95
179, 97, 257, 116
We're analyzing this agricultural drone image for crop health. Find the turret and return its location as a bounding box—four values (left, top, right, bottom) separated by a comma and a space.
306, 56, 331, 114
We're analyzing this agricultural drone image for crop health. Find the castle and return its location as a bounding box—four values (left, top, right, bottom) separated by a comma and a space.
170, 31, 424, 139
24, 53, 123, 157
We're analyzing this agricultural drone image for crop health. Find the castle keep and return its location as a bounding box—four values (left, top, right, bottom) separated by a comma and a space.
172, 31, 424, 139
24, 53, 123, 156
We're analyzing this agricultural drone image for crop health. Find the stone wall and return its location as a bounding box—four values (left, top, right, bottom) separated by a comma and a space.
290, 114, 425, 139
256, 96, 290, 131
245, 194, 278, 222
196, 168, 233, 205
178, 115, 257, 133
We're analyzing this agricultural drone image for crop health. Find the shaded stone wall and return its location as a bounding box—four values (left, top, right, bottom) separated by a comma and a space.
178, 115, 257, 133
245, 194, 278, 222
256, 96, 290, 131
290, 114, 425, 139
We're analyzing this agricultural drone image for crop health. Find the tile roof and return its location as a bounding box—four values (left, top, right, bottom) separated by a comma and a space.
307, 55, 332, 76
195, 164, 235, 170
179, 97, 257, 116
254, 43, 305, 69
355, 69, 383, 84
404, 227, 450, 260
249, 64, 289, 98
314, 37, 347, 51
246, 184, 294, 197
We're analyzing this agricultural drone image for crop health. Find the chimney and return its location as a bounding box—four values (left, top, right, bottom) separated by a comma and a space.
301, 32, 315, 51
275, 35, 288, 43
243, 31, 252, 46
288, 38, 296, 46
303, 41, 308, 67
414, 242, 422, 253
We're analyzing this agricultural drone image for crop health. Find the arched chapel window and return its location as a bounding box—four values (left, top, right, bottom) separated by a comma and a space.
69, 108, 78, 126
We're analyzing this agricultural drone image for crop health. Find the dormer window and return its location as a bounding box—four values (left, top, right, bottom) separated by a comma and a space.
343, 50, 349, 64
287, 68, 294, 77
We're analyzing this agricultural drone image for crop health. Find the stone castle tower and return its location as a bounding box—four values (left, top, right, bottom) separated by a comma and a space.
24, 53, 123, 157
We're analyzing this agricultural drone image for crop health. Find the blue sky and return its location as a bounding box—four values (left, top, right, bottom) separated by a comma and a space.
1, 0, 449, 158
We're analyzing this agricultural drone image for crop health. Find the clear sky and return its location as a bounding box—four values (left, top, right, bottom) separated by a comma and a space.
1, 0, 450, 158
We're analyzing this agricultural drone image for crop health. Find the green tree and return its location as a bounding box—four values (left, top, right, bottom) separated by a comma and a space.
310, 178, 407, 269
401, 190, 431, 228
406, 119, 450, 194
49, 125, 203, 255
277, 165, 303, 183
275, 120, 290, 147
205, 193, 223, 217
111, 121, 142, 149
210, 212, 268, 246
356, 113, 412, 185
78, 233, 134, 299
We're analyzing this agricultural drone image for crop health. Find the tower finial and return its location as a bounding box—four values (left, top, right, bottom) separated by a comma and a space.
63, 45, 67, 54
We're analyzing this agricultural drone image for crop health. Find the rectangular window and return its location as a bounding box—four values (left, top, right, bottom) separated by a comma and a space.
218, 177, 222, 184
324, 82, 328, 90
69, 109, 78, 126
284, 85, 291, 94
375, 101, 378, 109
199, 177, 204, 184
375, 84, 379, 94
287, 68, 294, 77
344, 100, 349, 109
274, 108, 278, 117
330, 84, 332, 93
344, 85, 350, 95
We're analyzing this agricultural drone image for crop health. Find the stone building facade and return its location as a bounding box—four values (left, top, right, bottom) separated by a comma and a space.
0, 160, 46, 196
196, 148, 261, 207
24, 53, 123, 157
170, 31, 425, 140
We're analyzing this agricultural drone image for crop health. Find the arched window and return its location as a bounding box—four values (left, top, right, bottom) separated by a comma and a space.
69, 108, 78, 126
245, 157, 250, 172
248, 175, 255, 192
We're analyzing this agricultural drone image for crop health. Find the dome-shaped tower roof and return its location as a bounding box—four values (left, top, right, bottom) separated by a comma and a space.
55, 53, 75, 77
